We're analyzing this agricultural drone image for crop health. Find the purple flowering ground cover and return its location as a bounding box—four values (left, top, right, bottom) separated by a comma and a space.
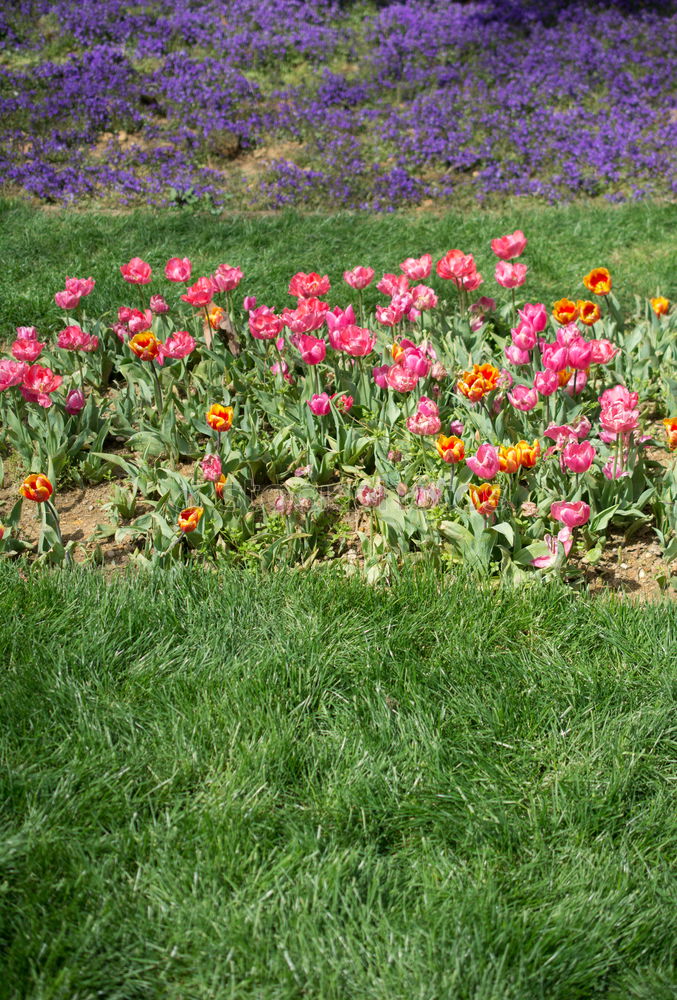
0, 1, 676, 211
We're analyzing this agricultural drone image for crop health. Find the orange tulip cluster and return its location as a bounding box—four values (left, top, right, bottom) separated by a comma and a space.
457, 363, 501, 402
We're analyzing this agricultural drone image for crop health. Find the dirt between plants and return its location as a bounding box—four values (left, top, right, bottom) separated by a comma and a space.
0, 463, 674, 597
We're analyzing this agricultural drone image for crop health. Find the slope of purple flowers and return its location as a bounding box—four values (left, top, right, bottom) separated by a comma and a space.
1, 0, 675, 210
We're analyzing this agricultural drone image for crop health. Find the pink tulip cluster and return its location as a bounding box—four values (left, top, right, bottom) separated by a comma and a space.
406, 396, 441, 436
54, 276, 96, 312
436, 249, 483, 291
373, 338, 435, 394
57, 325, 99, 352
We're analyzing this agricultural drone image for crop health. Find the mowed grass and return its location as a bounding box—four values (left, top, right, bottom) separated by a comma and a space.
1, 563, 676, 999
1, 198, 676, 333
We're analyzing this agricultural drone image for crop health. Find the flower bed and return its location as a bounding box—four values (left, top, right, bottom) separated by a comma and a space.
1, 229, 675, 582
0, 1, 675, 209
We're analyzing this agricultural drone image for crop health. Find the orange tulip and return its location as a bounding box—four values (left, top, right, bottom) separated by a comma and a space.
457, 363, 500, 402
576, 300, 601, 325
552, 298, 579, 324
215, 474, 226, 499
582, 267, 612, 296
19, 473, 53, 503
663, 418, 677, 451
128, 330, 161, 361
516, 439, 540, 469
0, 524, 5, 541
207, 305, 225, 329
498, 444, 520, 474
206, 403, 234, 432
468, 483, 501, 516
178, 506, 204, 533
436, 434, 465, 464
391, 341, 405, 363
557, 367, 574, 388
650, 296, 669, 317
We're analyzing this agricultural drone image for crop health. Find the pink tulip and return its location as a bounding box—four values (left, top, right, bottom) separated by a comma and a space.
65, 276, 95, 297
200, 453, 222, 481
386, 365, 419, 392
415, 484, 443, 508
270, 359, 293, 383
407, 411, 441, 435
343, 266, 374, 290
20, 364, 63, 407
589, 339, 619, 364
495, 261, 528, 288
376, 303, 405, 327
283, 298, 327, 335
402, 345, 431, 378
12, 338, 44, 362
473, 296, 497, 314
562, 440, 595, 473
57, 325, 98, 352
356, 482, 385, 507
332, 393, 354, 412
541, 342, 569, 372
121, 257, 152, 284
400, 254, 432, 280
570, 416, 592, 439
372, 364, 389, 389
518, 302, 547, 332
533, 370, 559, 395
599, 385, 639, 410
511, 321, 537, 352
16, 326, 39, 341
54, 289, 82, 310
65, 387, 86, 415
249, 306, 284, 340
212, 263, 243, 292
0, 359, 28, 392
600, 400, 639, 435
508, 385, 539, 411
164, 257, 191, 282
288, 272, 330, 299
567, 337, 593, 369
307, 392, 331, 416
150, 294, 169, 314
458, 270, 484, 292
430, 361, 447, 381
326, 305, 356, 348
297, 334, 326, 366
504, 344, 531, 366
466, 443, 500, 480
181, 277, 215, 307
127, 309, 153, 334
336, 324, 376, 357
410, 284, 438, 311
564, 370, 587, 396
243, 295, 257, 311
436, 250, 476, 282
491, 229, 527, 260
532, 527, 573, 569
157, 330, 196, 365
450, 420, 464, 436
550, 500, 591, 528
377, 273, 409, 296
602, 457, 630, 480
544, 423, 577, 446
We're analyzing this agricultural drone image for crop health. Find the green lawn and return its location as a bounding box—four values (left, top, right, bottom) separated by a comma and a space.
1, 198, 675, 333
1, 563, 676, 998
